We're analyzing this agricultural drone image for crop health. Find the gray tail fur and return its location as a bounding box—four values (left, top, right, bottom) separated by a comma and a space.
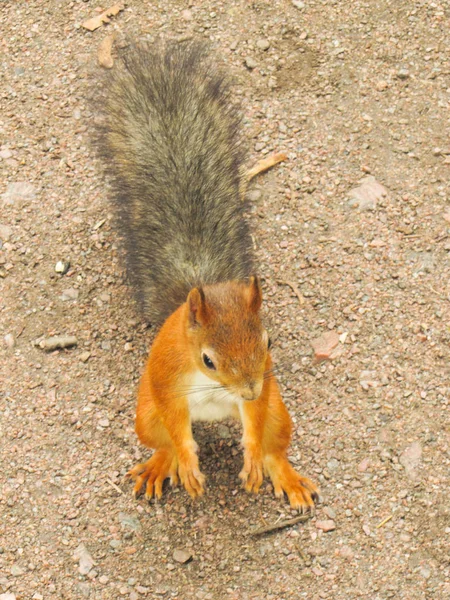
95, 42, 254, 324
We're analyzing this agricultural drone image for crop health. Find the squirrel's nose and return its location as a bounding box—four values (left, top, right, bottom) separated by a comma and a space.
240, 380, 263, 401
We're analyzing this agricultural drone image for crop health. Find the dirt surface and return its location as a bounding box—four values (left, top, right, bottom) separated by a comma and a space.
1, 1, 450, 599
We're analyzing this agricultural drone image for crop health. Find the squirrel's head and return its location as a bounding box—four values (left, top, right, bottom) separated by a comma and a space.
185, 277, 270, 402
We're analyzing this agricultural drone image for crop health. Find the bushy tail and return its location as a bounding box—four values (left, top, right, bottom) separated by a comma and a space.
95, 42, 254, 324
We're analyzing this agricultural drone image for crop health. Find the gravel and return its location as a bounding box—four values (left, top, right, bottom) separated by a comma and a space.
1, 1, 449, 599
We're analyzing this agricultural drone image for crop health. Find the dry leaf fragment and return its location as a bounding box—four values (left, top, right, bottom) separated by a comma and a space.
82, 3, 124, 32
98, 34, 116, 69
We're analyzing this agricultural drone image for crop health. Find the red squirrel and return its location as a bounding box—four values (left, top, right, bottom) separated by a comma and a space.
96, 42, 319, 510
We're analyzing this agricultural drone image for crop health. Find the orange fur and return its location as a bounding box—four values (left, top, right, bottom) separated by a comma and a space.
129, 279, 319, 509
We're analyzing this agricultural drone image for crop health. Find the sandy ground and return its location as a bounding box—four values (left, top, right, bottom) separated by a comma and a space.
1, 1, 449, 599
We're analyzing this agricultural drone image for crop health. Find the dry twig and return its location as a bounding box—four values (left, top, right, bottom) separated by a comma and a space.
248, 514, 311, 536
277, 280, 306, 305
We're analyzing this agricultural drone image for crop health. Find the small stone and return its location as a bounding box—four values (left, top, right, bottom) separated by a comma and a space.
0, 149, 13, 159
292, 0, 305, 8
256, 39, 270, 51
348, 176, 388, 211
375, 80, 388, 91
2, 182, 36, 205
4, 333, 15, 348
0, 594, 17, 600
99, 575, 109, 584
218, 424, 231, 439
130, 593, 139, 600
73, 544, 94, 575
327, 458, 339, 471
193, 516, 209, 529
311, 331, 340, 362
80, 351, 91, 363
173, 549, 193, 564
60, 287, 79, 301
10, 564, 25, 576
339, 545, 354, 560
324, 507, 336, 519
55, 260, 70, 275
182, 9, 193, 20
0, 224, 12, 241
101, 340, 111, 351
245, 57, 257, 70
358, 458, 370, 472
98, 418, 110, 428
315, 520, 335, 532
119, 512, 142, 532
396, 68, 410, 80
419, 567, 431, 580
246, 189, 262, 202
399, 442, 422, 478
279, 241, 289, 249
109, 539, 121, 549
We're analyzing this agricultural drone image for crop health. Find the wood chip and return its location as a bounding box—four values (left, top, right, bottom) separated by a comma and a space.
39, 335, 78, 351
98, 34, 116, 69
247, 152, 288, 182
241, 152, 288, 200
82, 3, 124, 32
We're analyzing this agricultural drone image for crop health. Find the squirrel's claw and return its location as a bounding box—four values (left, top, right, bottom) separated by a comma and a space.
239, 451, 264, 494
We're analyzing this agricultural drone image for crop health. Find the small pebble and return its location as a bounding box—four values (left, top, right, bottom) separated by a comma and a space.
315, 520, 336, 532
245, 57, 257, 70
256, 39, 270, 51
55, 260, 70, 275
4, 333, 15, 348
173, 549, 193, 564
79, 351, 91, 363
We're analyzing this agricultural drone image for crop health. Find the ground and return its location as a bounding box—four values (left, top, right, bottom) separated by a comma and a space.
1, 1, 449, 599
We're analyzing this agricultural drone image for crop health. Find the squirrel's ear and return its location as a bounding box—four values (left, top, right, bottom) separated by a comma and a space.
247, 275, 262, 313
187, 287, 209, 328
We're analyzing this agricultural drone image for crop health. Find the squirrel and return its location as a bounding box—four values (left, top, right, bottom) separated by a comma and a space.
96, 42, 319, 510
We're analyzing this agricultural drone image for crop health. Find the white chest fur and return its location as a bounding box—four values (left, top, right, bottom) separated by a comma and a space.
186, 371, 242, 422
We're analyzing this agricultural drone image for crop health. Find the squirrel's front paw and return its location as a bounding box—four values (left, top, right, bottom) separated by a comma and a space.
265, 454, 319, 512
178, 456, 205, 499
239, 449, 263, 494
128, 449, 178, 500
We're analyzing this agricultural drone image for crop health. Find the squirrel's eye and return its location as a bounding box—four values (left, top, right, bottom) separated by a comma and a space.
268, 337, 272, 349
202, 353, 216, 370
